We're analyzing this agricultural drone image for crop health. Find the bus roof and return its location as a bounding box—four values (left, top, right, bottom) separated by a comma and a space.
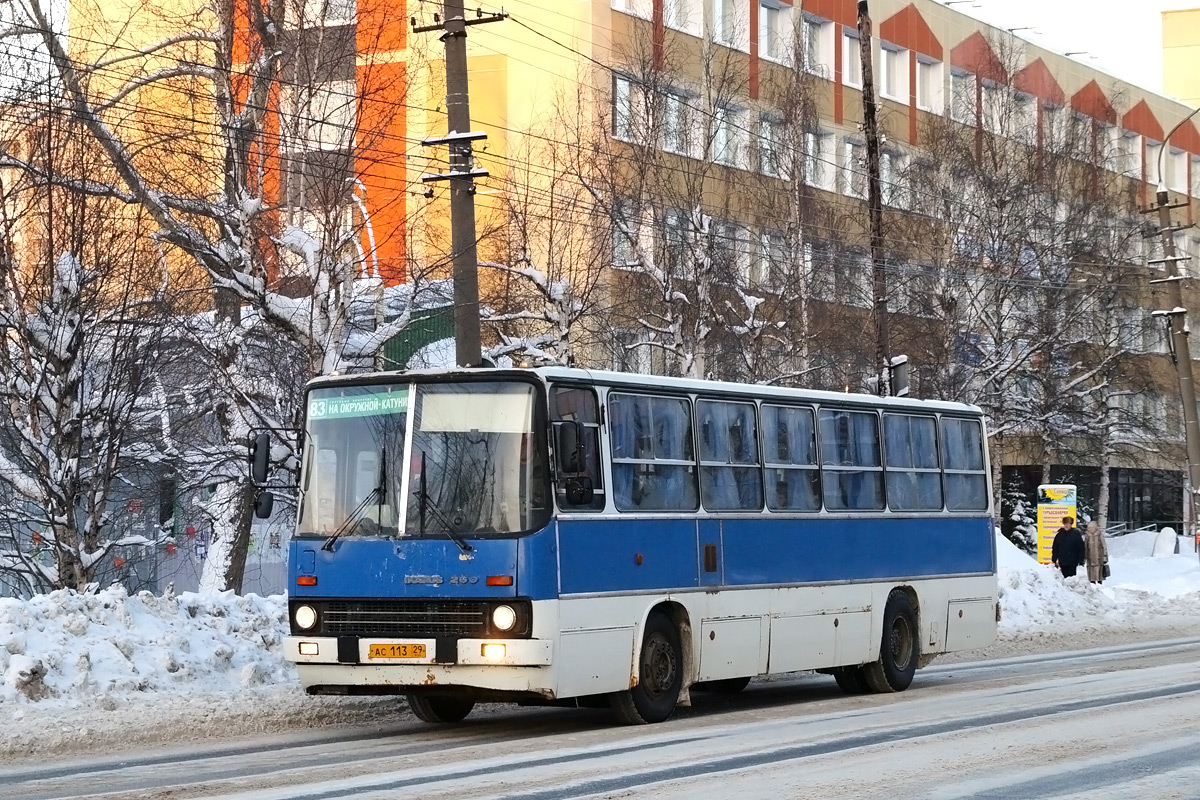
306, 366, 984, 416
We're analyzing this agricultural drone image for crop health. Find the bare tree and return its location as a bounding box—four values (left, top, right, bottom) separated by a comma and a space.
900, 37, 1152, 513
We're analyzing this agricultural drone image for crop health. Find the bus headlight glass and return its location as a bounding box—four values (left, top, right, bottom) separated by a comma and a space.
492, 604, 517, 632
294, 604, 318, 631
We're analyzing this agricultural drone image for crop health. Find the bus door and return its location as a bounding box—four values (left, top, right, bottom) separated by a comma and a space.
698, 519, 721, 587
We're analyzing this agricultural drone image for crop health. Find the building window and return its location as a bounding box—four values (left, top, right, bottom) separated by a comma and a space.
613, 329, 651, 373
880, 150, 906, 207
612, 199, 642, 268
759, 1, 791, 63
755, 230, 786, 287
1191, 155, 1200, 198
287, 81, 356, 152
711, 219, 752, 282
843, 138, 866, 199
611, 0, 651, 19
1119, 131, 1142, 178
612, 75, 643, 142
842, 28, 862, 88
801, 14, 832, 77
879, 43, 907, 102
662, 91, 691, 155
1013, 92, 1035, 144
713, 0, 746, 49
949, 69, 974, 124
805, 130, 833, 190
1168, 147, 1187, 193
659, 208, 690, 278
1043, 104, 1064, 151
664, 0, 700, 33
713, 105, 743, 167
759, 115, 784, 176
289, 0, 356, 26
981, 81, 1003, 134
1145, 140, 1163, 184
916, 57, 942, 113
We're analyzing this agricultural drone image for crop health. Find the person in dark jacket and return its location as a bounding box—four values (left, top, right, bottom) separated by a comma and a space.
1051, 516, 1087, 578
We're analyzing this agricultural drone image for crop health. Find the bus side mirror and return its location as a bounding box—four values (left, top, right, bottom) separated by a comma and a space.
250, 432, 271, 485
556, 422, 584, 474
254, 490, 275, 519
565, 477, 594, 505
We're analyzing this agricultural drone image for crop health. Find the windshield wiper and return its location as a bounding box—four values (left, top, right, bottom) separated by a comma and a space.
415, 450, 473, 554
322, 453, 386, 552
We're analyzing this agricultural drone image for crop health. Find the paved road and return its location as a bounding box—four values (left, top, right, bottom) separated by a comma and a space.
4, 637, 1200, 800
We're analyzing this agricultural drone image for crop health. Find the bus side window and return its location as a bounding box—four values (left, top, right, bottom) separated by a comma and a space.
941, 417, 988, 510
698, 399, 763, 511
883, 414, 943, 511
762, 404, 820, 511
819, 409, 884, 511
609, 392, 699, 512
551, 386, 605, 511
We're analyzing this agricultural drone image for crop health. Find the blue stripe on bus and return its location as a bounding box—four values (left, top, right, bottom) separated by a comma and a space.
288, 515, 994, 601
555, 516, 995, 595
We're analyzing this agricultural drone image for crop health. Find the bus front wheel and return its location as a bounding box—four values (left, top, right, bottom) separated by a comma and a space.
407, 692, 475, 723
863, 590, 919, 693
610, 611, 683, 724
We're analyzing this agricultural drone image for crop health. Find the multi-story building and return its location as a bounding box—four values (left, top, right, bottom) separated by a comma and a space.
401, 0, 1200, 531
44, 0, 1200, 530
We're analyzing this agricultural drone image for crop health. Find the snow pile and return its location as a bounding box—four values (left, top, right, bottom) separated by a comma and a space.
0, 587, 294, 706
995, 531, 1200, 635
0, 534, 1196, 713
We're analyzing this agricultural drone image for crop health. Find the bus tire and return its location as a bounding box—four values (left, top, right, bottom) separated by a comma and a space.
863, 590, 919, 693
407, 692, 475, 723
610, 611, 683, 724
832, 666, 870, 694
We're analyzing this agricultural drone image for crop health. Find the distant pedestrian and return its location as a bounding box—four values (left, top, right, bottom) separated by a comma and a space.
1085, 520, 1110, 584
1051, 516, 1086, 579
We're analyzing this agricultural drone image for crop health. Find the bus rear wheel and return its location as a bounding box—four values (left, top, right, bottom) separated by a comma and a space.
863, 590, 919, 693
832, 666, 870, 694
407, 692, 475, 723
610, 611, 682, 724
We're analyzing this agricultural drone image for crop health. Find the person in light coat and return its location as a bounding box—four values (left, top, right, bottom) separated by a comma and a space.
1085, 520, 1109, 584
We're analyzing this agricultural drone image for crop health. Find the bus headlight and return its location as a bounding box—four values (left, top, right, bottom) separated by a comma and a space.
492, 604, 517, 632
294, 604, 318, 631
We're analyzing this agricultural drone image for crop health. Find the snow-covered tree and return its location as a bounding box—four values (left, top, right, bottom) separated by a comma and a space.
0, 0, 432, 591
0, 118, 174, 593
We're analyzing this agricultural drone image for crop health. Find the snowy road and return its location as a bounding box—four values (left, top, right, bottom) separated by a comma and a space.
5, 637, 1200, 800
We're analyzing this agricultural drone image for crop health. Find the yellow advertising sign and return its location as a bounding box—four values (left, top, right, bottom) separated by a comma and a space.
1036, 484, 1077, 564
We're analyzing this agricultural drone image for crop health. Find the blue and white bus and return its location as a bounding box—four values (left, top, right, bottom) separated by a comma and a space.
273, 367, 997, 724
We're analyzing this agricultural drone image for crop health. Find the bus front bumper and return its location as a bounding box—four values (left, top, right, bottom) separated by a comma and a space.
284, 636, 554, 694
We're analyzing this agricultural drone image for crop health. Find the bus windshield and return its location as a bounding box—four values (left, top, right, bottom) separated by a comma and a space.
297, 380, 550, 539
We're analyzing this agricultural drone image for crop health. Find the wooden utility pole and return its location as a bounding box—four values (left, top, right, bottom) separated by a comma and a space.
1145, 187, 1200, 544
857, 0, 890, 396
413, 1, 505, 368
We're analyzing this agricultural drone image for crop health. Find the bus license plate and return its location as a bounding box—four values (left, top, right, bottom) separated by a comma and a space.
368, 643, 427, 659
